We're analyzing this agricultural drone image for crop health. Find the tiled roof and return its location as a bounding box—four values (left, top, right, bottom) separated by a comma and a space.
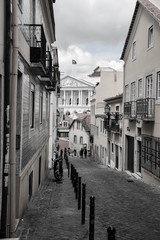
121, 0, 160, 60
70, 114, 91, 132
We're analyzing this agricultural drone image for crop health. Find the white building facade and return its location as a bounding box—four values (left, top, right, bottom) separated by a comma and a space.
121, 0, 160, 185
0, 1, 59, 237
58, 75, 95, 115
90, 68, 123, 167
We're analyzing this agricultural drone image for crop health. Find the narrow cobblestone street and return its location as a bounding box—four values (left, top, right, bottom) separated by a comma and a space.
16, 156, 160, 240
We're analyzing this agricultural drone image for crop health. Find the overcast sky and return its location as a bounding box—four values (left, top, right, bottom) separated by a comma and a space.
54, 0, 137, 78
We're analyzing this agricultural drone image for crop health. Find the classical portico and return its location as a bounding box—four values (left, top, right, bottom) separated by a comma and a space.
58, 76, 95, 114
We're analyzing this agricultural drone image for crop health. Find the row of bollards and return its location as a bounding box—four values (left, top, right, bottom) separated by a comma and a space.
65, 158, 116, 240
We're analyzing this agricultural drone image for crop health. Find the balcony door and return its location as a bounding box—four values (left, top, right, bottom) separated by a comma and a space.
145, 75, 153, 116
131, 82, 136, 117
127, 136, 134, 172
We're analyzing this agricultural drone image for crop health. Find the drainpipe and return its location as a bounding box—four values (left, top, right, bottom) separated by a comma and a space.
9, 0, 18, 237
0, 0, 11, 238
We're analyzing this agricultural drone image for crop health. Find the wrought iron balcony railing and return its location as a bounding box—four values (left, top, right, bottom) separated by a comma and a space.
110, 120, 122, 134
124, 98, 155, 121
20, 24, 46, 75
124, 101, 136, 119
137, 98, 155, 121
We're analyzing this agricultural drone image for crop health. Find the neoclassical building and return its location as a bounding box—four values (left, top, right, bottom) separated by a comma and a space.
58, 75, 95, 115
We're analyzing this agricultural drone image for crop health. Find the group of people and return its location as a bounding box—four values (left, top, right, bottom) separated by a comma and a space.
80, 148, 87, 158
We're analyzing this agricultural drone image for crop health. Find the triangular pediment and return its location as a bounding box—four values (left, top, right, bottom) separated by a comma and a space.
61, 76, 94, 88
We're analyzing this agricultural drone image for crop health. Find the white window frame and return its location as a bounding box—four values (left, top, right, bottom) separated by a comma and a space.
125, 85, 129, 102
63, 121, 68, 127
30, 83, 35, 128
39, 91, 43, 124
115, 104, 120, 113
74, 135, 77, 144
80, 136, 83, 144
148, 25, 154, 49
132, 41, 136, 60
157, 72, 160, 99
138, 78, 142, 98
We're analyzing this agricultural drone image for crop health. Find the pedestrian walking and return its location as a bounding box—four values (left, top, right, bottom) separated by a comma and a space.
81, 148, 84, 158
84, 148, 87, 158
64, 147, 67, 159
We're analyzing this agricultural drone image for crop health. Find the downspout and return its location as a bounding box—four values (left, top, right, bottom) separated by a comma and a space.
9, 0, 18, 237
0, 0, 11, 238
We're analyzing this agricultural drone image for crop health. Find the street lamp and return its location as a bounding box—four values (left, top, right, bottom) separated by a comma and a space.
104, 104, 123, 131
104, 103, 110, 116
104, 104, 111, 129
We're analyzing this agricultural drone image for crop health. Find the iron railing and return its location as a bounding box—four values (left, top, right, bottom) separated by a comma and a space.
124, 98, 155, 121
110, 120, 122, 134
137, 98, 155, 120
142, 135, 160, 178
20, 24, 46, 71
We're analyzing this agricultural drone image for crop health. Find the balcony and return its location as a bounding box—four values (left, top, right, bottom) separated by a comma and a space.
20, 24, 46, 75
124, 98, 155, 121
40, 51, 52, 85
111, 120, 122, 134
137, 98, 155, 121
124, 101, 136, 120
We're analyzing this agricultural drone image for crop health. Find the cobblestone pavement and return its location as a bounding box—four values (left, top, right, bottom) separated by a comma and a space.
69, 157, 160, 240
15, 156, 160, 240
15, 163, 88, 240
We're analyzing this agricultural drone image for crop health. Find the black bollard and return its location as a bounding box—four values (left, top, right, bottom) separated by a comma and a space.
81, 183, 86, 224
78, 177, 81, 210
89, 196, 95, 240
70, 164, 73, 181
68, 162, 70, 177
75, 171, 78, 199
107, 226, 116, 240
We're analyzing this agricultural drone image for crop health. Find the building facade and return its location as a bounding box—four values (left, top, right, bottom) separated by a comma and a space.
0, 0, 59, 237
58, 75, 95, 115
104, 95, 123, 170
69, 114, 90, 157
121, 0, 160, 184
90, 67, 123, 167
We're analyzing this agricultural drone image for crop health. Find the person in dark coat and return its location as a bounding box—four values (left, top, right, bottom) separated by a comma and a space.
84, 148, 87, 158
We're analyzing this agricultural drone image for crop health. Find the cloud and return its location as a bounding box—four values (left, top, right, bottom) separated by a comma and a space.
54, 0, 137, 76
58, 45, 124, 77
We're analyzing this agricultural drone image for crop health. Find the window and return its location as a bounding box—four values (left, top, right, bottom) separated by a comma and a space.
46, 93, 48, 120
145, 75, 153, 98
115, 105, 120, 113
63, 121, 68, 127
131, 82, 136, 116
77, 122, 80, 129
155, 141, 160, 169
131, 82, 136, 101
80, 136, 83, 144
39, 92, 43, 124
125, 85, 129, 102
100, 120, 102, 132
18, 0, 23, 10
132, 41, 136, 60
138, 79, 142, 98
74, 135, 77, 143
86, 98, 88, 105
156, 72, 160, 99
112, 143, 114, 153
77, 98, 79, 105
148, 25, 153, 49
30, 83, 35, 128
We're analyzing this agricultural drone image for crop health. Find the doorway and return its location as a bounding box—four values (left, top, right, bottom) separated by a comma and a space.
137, 141, 141, 172
115, 145, 119, 169
127, 136, 134, 172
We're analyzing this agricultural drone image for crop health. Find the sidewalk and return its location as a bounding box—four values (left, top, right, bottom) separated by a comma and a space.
15, 163, 88, 240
